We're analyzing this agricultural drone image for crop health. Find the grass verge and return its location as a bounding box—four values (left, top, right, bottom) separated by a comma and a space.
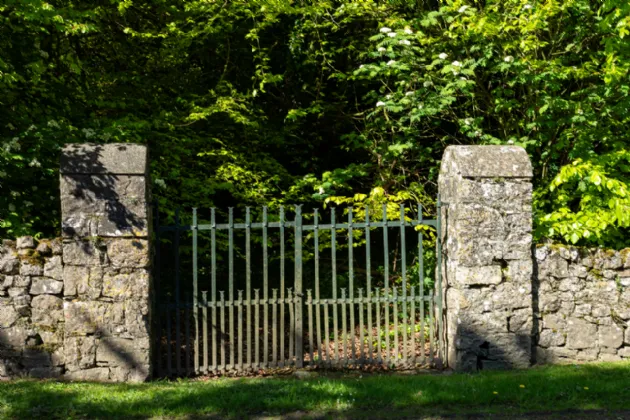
0, 362, 629, 418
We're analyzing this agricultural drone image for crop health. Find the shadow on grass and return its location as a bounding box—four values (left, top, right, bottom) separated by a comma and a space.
0, 362, 629, 418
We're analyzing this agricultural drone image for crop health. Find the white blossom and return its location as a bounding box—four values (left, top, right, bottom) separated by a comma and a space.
404, 28, 413, 35
504, 55, 514, 63
452, 60, 462, 67
359, 64, 365, 69
378, 47, 387, 52
507, 139, 515, 144
318, 187, 325, 194
438, 53, 448, 60
386, 60, 396, 66
458, 5, 469, 13
29, 158, 41, 168
523, 4, 532, 10
8, 204, 15, 212
405, 91, 414, 96
376, 101, 386, 107
386, 94, 392, 99
399, 39, 411, 46
423, 81, 433, 87
418, 104, 424, 109
380, 27, 392, 33
387, 32, 397, 38
460, 77, 467, 80
464, 118, 473, 126
475, 131, 481, 137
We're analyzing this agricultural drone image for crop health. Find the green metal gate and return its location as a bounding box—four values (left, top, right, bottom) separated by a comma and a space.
154, 202, 443, 376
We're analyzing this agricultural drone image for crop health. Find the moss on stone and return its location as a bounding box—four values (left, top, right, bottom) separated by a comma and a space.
17, 249, 44, 266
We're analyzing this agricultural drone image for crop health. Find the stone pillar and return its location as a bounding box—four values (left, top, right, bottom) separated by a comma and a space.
438, 146, 533, 371
60, 144, 152, 381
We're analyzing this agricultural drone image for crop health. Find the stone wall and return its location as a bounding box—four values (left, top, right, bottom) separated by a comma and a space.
0, 237, 64, 378
535, 245, 630, 363
439, 145, 534, 371
0, 143, 152, 382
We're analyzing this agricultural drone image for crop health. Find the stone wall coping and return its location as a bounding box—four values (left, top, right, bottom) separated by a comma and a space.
439, 145, 533, 178
60, 143, 147, 175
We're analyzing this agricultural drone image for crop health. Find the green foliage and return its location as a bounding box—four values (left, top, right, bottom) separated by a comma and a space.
1, 0, 629, 249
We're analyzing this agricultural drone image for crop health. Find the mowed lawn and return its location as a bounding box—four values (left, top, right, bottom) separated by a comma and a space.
0, 362, 629, 419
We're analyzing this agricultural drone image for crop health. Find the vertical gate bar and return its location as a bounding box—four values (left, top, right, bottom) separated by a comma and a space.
246, 208, 252, 369
365, 206, 372, 363
399, 205, 408, 366
410, 286, 416, 367
331, 208, 338, 366
348, 208, 355, 364
192, 208, 199, 374
393, 287, 399, 365
185, 291, 191, 375
211, 208, 217, 372
418, 202, 425, 365
154, 200, 162, 373
436, 196, 443, 361
323, 302, 330, 367
294, 205, 304, 368
341, 288, 347, 365
220, 291, 226, 372
429, 291, 435, 364
202, 291, 209, 373
358, 288, 365, 364
272, 289, 278, 366
288, 288, 295, 365
238, 290, 243, 371
375, 289, 382, 363
228, 208, 235, 369
254, 289, 260, 368
166, 304, 172, 375
263, 207, 269, 367
420, 291, 426, 365
382, 205, 390, 365
307, 290, 314, 365
279, 207, 285, 367
314, 209, 322, 366
174, 208, 181, 374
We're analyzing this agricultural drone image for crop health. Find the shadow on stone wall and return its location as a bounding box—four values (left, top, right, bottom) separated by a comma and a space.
60, 144, 148, 241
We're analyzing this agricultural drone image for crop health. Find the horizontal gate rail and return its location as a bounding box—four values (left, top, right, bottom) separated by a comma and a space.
157, 220, 437, 232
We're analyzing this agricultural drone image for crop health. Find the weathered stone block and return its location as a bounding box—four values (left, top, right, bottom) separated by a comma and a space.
538, 329, 566, 348
566, 318, 597, 350
63, 240, 105, 266
12, 275, 30, 288
96, 337, 150, 367
32, 295, 63, 327
65, 336, 97, 370
43, 256, 63, 280
16, 236, 35, 249
30, 278, 64, 295
0, 252, 19, 275
65, 367, 110, 382
64, 301, 110, 335
455, 265, 502, 286
102, 269, 149, 301
539, 254, 569, 279
598, 325, 624, 349
0, 305, 19, 328
60, 143, 148, 175
20, 262, 43, 276
106, 239, 150, 268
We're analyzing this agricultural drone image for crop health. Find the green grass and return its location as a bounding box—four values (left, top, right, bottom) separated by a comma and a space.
0, 362, 629, 418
